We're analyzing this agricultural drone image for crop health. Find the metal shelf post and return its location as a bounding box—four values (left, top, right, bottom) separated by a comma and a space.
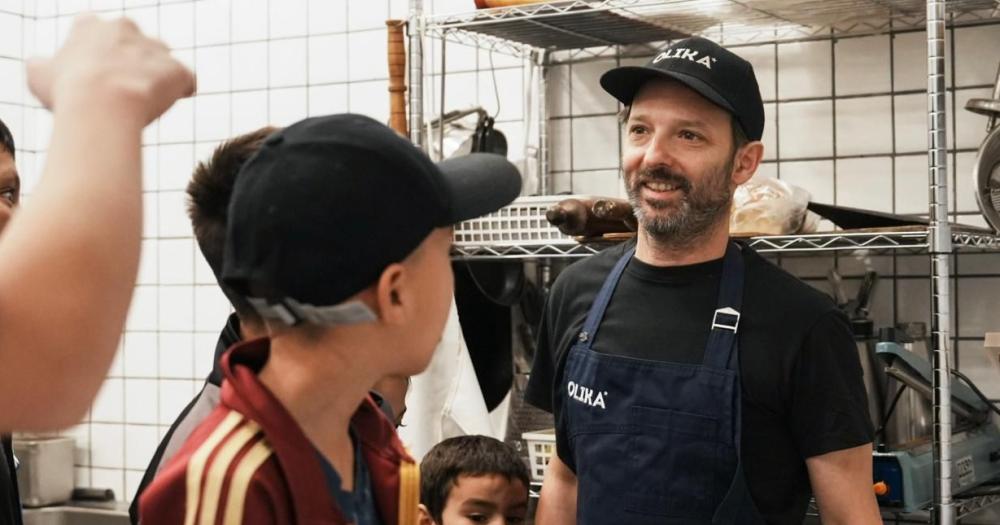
927, 0, 954, 522
535, 49, 550, 196
534, 49, 553, 288
408, 0, 426, 149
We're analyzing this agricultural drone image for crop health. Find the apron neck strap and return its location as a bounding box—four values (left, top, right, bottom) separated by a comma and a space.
577, 246, 635, 349
703, 242, 745, 370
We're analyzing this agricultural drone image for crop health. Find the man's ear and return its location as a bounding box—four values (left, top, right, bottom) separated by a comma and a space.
731, 140, 764, 186
375, 263, 408, 325
417, 503, 436, 525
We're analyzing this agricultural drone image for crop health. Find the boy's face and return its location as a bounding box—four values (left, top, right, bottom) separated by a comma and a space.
397, 227, 455, 374
0, 149, 19, 232
436, 474, 528, 525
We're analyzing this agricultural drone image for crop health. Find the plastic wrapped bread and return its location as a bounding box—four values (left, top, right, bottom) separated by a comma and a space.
730, 176, 816, 235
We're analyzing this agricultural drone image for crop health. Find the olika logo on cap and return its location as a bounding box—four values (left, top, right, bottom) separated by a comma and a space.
599, 36, 766, 141
651, 47, 718, 70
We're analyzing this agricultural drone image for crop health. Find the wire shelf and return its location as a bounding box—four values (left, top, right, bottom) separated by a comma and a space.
954, 230, 1000, 250
425, 0, 1000, 55
450, 229, 1000, 260
956, 493, 1000, 518
806, 493, 1000, 521
451, 241, 605, 259
747, 231, 930, 253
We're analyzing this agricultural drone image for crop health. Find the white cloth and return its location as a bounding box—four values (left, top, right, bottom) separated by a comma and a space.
398, 299, 509, 460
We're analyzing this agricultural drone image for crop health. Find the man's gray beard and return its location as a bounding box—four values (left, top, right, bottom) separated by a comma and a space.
626, 161, 734, 249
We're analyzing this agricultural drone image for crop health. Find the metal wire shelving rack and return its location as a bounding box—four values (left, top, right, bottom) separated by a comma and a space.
451, 229, 1000, 260
423, 0, 1000, 58
406, 0, 1000, 522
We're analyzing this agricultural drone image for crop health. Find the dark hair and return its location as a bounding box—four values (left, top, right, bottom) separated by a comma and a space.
0, 117, 14, 159
187, 126, 277, 324
731, 117, 749, 151
618, 104, 749, 154
420, 436, 530, 522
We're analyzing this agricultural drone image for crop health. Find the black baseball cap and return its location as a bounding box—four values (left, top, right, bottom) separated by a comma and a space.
222, 114, 522, 324
600, 36, 765, 141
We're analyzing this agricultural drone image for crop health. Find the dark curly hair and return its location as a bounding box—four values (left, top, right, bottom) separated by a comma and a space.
0, 117, 14, 159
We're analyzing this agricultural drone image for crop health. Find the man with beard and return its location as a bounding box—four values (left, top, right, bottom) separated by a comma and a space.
526, 37, 880, 525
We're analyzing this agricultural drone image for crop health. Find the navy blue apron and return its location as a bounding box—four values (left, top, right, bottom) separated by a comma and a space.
557, 243, 765, 524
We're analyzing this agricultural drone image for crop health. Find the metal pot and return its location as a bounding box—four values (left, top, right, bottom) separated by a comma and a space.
882, 339, 934, 448
12, 437, 75, 508
967, 63, 1000, 232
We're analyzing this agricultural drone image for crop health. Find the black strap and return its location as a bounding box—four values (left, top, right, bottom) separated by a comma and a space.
703, 243, 745, 371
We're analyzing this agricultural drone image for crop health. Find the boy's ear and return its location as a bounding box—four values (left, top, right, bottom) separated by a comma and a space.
374, 263, 408, 325
417, 503, 436, 525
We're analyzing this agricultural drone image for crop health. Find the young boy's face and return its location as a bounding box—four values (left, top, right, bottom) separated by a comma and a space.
437, 474, 528, 525
0, 149, 19, 232
398, 227, 455, 374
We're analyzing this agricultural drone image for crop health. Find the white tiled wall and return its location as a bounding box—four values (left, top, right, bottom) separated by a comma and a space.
3, 0, 1000, 508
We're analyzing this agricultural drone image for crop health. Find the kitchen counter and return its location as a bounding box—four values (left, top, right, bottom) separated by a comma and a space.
22, 500, 129, 525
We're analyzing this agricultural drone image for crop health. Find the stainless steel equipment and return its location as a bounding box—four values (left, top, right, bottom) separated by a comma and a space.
873, 342, 1000, 514
968, 63, 1000, 233
12, 437, 75, 508
883, 336, 935, 448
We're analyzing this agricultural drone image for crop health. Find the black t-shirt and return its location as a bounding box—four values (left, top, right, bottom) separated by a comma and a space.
525, 240, 873, 525
0, 436, 22, 525
316, 429, 382, 525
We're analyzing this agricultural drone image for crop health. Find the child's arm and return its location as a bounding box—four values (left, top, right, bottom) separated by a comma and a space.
535, 454, 578, 525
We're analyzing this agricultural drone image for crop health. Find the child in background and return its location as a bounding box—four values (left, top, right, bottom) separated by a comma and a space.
419, 436, 530, 525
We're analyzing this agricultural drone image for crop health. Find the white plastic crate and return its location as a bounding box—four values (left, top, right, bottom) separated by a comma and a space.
521, 428, 556, 482
454, 195, 593, 247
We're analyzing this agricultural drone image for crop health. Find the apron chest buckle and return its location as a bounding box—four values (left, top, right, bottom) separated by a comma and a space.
711, 307, 741, 333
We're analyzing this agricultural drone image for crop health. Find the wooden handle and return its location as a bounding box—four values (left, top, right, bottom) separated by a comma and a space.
386, 20, 408, 137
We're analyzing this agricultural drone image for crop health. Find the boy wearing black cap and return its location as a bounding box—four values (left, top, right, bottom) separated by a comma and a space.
526, 37, 880, 524
139, 114, 521, 525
